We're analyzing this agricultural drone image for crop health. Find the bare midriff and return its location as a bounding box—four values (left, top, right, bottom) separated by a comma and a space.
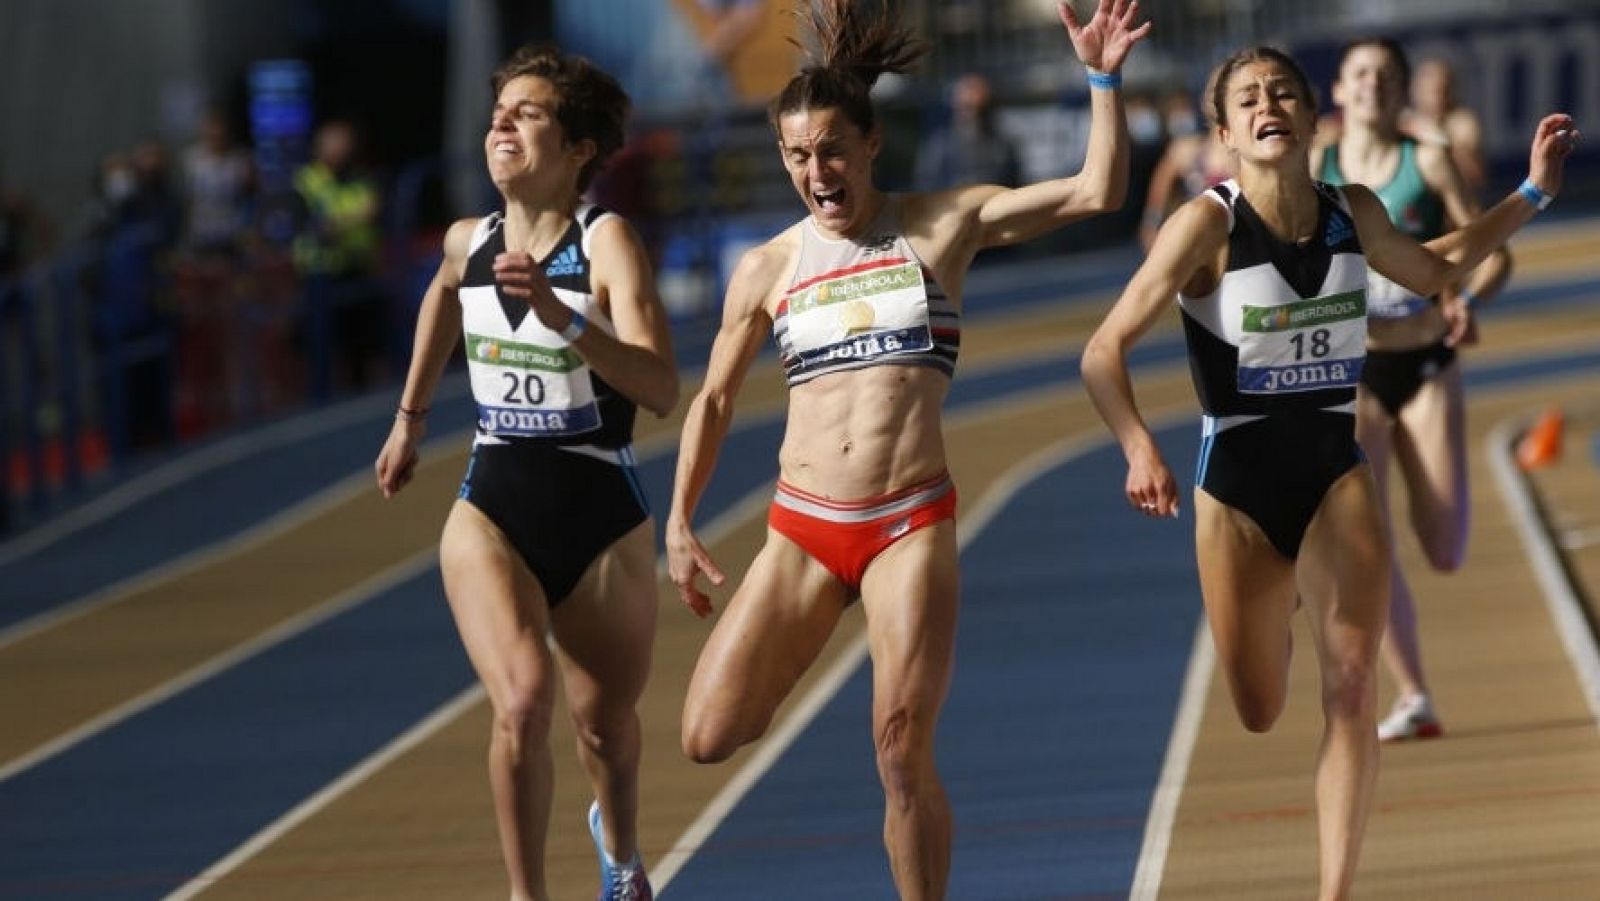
1368, 303, 1448, 352
777, 363, 950, 500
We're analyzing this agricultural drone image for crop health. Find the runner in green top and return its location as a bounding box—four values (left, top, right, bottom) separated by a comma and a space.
1313, 37, 1513, 742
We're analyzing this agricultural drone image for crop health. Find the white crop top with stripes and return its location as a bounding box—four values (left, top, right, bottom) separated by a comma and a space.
773, 199, 960, 387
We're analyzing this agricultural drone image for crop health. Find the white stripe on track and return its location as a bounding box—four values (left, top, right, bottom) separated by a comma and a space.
0, 549, 439, 783
156, 470, 783, 899
0, 432, 463, 651
654, 403, 1201, 894
1487, 416, 1600, 729
155, 364, 1201, 897
1129, 620, 1214, 901
0, 380, 469, 568
162, 683, 488, 901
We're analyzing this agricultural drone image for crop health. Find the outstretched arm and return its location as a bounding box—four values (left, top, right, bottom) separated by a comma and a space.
1359, 113, 1577, 299
666, 245, 784, 617
375, 217, 475, 498
957, 0, 1152, 250
1082, 196, 1225, 518
1415, 140, 1509, 345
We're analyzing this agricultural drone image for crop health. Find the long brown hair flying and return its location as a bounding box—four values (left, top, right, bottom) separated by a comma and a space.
769, 0, 927, 135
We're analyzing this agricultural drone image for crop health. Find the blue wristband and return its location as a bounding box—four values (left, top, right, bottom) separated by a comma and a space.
1518, 178, 1554, 211
1087, 69, 1122, 91
1458, 288, 1478, 310
560, 310, 588, 342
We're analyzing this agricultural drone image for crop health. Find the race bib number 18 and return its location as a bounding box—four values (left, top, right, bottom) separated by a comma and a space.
1236, 289, 1366, 394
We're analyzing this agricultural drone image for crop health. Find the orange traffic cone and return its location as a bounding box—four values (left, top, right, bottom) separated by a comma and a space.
1516, 407, 1565, 471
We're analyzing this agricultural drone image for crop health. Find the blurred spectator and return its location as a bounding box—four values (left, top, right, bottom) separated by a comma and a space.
293, 120, 384, 395
0, 179, 53, 281
182, 110, 256, 259
78, 152, 138, 239
915, 73, 1022, 190
1406, 57, 1486, 196
1139, 88, 1232, 251
699, 0, 766, 67
73, 142, 183, 451
123, 140, 184, 250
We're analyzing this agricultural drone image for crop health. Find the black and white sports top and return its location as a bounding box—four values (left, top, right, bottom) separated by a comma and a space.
459, 205, 636, 460
1178, 180, 1368, 429
774, 199, 959, 386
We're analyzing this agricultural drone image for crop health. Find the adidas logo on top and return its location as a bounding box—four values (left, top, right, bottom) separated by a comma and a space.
545, 244, 585, 277
1323, 211, 1354, 248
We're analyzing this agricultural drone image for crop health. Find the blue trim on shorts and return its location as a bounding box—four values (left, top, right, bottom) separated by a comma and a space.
621, 463, 648, 516
1194, 425, 1216, 487
457, 448, 479, 499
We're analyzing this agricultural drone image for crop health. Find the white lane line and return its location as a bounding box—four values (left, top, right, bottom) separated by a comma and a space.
162, 683, 487, 901
155, 470, 784, 900
0, 432, 465, 651
0, 548, 439, 783
0, 248, 1125, 573
655, 402, 1201, 895
1129, 620, 1214, 901
0, 379, 469, 567
1488, 416, 1600, 729
0, 402, 700, 653
158, 368, 1196, 895
0, 402, 756, 775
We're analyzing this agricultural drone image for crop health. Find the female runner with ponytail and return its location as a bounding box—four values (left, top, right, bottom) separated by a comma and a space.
665, 2, 1149, 895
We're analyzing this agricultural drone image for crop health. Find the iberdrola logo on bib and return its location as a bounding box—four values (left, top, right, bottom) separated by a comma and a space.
466, 332, 581, 372
1241, 289, 1366, 332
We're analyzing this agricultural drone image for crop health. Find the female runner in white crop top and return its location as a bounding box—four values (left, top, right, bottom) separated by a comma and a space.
666, 2, 1149, 897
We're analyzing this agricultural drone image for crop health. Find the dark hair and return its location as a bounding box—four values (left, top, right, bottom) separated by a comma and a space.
1208, 46, 1317, 131
491, 43, 630, 192
1337, 37, 1411, 88
769, 0, 927, 136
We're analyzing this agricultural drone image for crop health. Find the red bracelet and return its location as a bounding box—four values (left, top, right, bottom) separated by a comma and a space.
396, 404, 429, 422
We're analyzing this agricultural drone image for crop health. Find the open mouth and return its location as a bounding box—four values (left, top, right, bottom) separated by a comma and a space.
492, 140, 521, 157
1255, 124, 1291, 141
812, 188, 846, 213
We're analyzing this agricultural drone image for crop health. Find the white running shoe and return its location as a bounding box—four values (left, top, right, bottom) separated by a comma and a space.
1377, 693, 1443, 742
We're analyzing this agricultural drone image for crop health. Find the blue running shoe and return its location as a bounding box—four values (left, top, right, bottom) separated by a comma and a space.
588, 800, 652, 901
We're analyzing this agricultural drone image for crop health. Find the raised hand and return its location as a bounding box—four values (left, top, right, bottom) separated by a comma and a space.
1528, 113, 1579, 198
1058, 0, 1151, 75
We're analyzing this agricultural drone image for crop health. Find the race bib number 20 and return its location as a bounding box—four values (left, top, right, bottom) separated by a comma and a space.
1236, 289, 1366, 394
466, 331, 601, 437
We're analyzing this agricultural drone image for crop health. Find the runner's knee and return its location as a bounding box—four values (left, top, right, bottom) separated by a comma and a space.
1232, 690, 1286, 733
680, 702, 751, 764
1320, 659, 1378, 722
491, 673, 557, 752
874, 707, 934, 804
